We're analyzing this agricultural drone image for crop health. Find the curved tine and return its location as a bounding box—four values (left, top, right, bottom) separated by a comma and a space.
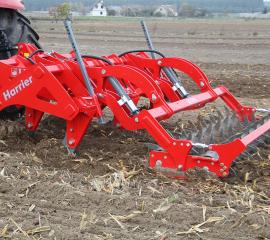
216, 109, 224, 119
173, 123, 189, 139
247, 143, 260, 152
204, 121, 214, 144
243, 116, 250, 127
229, 167, 238, 177
251, 111, 256, 122
264, 132, 270, 144
199, 119, 210, 142
241, 150, 253, 159
231, 113, 242, 131
224, 106, 231, 116
208, 115, 217, 144
145, 143, 163, 151
192, 129, 201, 142
188, 120, 197, 129
191, 132, 197, 142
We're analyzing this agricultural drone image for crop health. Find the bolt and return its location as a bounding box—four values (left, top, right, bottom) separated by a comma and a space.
197, 160, 201, 164
178, 165, 183, 170
220, 163, 225, 167
28, 113, 32, 117
173, 142, 177, 146
151, 154, 155, 158
134, 117, 139, 123
186, 143, 191, 147
11, 69, 18, 77
101, 69, 106, 75
163, 156, 167, 160
151, 94, 157, 102
200, 81, 205, 87
203, 167, 209, 172
27, 123, 33, 128
220, 169, 224, 173
98, 93, 104, 98
223, 172, 227, 177
211, 162, 215, 166
156, 160, 162, 168
157, 60, 162, 66
68, 139, 75, 145
180, 143, 184, 146
70, 128, 74, 132
223, 166, 227, 170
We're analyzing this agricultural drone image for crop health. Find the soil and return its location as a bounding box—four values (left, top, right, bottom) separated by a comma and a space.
0, 17, 269, 240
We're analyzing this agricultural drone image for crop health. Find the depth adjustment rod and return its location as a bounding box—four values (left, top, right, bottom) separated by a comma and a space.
257, 108, 270, 113
140, 20, 189, 99
64, 19, 105, 123
107, 76, 139, 115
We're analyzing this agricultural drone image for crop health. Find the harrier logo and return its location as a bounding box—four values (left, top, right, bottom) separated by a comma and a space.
3, 76, 33, 101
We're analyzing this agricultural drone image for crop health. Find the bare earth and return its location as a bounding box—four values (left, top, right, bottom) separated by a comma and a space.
0, 17, 269, 240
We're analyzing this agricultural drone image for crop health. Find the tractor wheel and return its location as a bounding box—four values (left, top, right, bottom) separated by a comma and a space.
0, 8, 41, 119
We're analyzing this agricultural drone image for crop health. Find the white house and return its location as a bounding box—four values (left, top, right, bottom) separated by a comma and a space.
90, 0, 107, 17
154, 5, 178, 17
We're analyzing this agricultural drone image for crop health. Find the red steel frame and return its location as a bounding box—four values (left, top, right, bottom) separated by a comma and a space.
0, 43, 269, 177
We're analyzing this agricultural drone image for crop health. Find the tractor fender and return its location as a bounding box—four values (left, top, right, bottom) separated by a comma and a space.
0, 0, 24, 11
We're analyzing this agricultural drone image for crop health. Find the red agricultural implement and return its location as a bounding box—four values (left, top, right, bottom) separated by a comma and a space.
0, 17, 268, 178
0, 0, 268, 178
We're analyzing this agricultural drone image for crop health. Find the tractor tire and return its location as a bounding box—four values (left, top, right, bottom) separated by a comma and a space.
0, 8, 41, 119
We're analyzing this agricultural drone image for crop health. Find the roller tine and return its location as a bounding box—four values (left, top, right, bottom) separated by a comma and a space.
251, 111, 256, 122
191, 132, 197, 142
195, 129, 203, 142
241, 150, 253, 159
243, 116, 249, 127
145, 143, 163, 151
205, 121, 214, 144
224, 106, 231, 116
253, 138, 267, 147
208, 116, 217, 144
188, 120, 196, 129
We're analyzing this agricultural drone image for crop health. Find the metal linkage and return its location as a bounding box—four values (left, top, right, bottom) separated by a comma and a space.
64, 19, 95, 97
140, 20, 189, 98
64, 19, 104, 122
107, 76, 139, 115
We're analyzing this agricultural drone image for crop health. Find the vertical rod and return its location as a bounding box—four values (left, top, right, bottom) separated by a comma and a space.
141, 20, 155, 59
140, 20, 189, 98
64, 19, 104, 122
64, 19, 95, 97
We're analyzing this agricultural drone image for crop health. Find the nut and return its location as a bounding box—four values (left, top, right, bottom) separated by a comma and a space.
68, 139, 75, 145
151, 94, 157, 102
156, 160, 162, 168
200, 81, 205, 87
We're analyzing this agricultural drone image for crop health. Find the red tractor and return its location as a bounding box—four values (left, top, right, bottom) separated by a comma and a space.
0, 0, 40, 117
